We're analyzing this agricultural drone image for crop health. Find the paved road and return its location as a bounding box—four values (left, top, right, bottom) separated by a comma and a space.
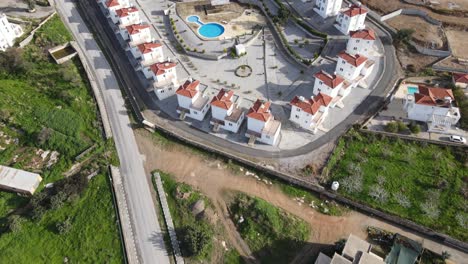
54, 0, 170, 263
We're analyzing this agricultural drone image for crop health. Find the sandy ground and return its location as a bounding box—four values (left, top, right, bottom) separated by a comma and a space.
387, 15, 444, 49
445, 29, 468, 59
361, 0, 468, 28
396, 46, 439, 73
134, 129, 468, 263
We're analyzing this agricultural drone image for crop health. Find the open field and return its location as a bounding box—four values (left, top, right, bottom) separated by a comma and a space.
361, 0, 468, 28
326, 129, 468, 242
445, 29, 468, 59
0, 15, 123, 262
387, 15, 444, 48
228, 193, 310, 263
135, 129, 468, 262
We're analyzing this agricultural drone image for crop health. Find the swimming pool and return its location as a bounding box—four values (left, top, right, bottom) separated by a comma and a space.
407, 86, 419, 95
186, 15, 225, 38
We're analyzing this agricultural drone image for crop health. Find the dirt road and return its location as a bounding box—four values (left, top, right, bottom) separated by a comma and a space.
135, 129, 468, 263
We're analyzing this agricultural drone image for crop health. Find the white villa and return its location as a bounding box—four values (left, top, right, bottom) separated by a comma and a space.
404, 85, 461, 132
290, 93, 333, 133
0, 13, 23, 51
335, 3, 368, 35
111, 7, 140, 26
313, 70, 352, 107
210, 89, 245, 133
336, 50, 374, 84
313, 0, 343, 18
142, 60, 177, 80
346, 29, 376, 56
176, 78, 210, 121
245, 100, 281, 146
104, 0, 130, 13
120, 24, 151, 45
131, 41, 164, 66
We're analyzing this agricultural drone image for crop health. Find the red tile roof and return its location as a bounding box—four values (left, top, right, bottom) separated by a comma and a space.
137, 42, 162, 54
414, 85, 455, 107
176, 79, 200, 98
453, 72, 468, 84
247, 99, 272, 122
349, 29, 376, 40
338, 51, 368, 67
342, 4, 368, 17
314, 70, 345, 88
290, 93, 332, 115
149, 61, 177, 76
211, 89, 234, 110
106, 0, 120, 7
126, 24, 150, 35
116, 7, 138, 18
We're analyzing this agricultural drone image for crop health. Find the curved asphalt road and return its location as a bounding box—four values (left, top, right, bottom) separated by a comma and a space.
54, 0, 170, 263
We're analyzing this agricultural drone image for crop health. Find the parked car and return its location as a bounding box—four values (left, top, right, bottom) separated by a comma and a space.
449, 135, 467, 144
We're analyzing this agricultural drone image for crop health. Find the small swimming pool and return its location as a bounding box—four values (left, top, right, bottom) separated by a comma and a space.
407, 86, 419, 95
186, 15, 225, 38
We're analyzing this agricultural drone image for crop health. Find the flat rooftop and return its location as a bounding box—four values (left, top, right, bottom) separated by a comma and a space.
0, 165, 43, 195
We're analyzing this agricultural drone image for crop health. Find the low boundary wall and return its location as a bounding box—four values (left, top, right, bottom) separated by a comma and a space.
153, 172, 185, 264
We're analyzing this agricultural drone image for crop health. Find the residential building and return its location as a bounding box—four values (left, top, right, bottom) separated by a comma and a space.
104, 0, 130, 13
235, 44, 246, 56
313, 70, 352, 106
176, 78, 210, 121
245, 100, 281, 145
211, 0, 230, 5
120, 24, 151, 46
313, 0, 343, 18
0, 165, 43, 195
335, 4, 368, 35
142, 60, 177, 81
336, 50, 374, 83
289, 93, 333, 133
131, 41, 164, 66
210, 89, 245, 133
0, 13, 23, 51
346, 29, 376, 56
404, 85, 460, 132
453, 72, 468, 89
111, 7, 140, 26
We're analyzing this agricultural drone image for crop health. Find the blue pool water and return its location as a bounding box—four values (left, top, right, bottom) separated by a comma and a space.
407, 86, 419, 94
186, 15, 225, 38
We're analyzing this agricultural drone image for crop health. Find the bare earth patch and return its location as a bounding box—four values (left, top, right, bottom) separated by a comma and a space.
396, 47, 439, 72
387, 15, 444, 49
445, 29, 468, 59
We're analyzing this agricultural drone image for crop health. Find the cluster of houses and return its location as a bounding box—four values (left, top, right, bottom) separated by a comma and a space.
96, 0, 282, 146
0, 13, 23, 51
289, 1, 376, 133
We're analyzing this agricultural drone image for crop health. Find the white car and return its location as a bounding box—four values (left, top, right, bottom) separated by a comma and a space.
449, 135, 467, 144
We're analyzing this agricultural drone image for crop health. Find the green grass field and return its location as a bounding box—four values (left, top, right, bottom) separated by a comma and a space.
0, 15, 123, 263
228, 193, 310, 264
326, 130, 468, 241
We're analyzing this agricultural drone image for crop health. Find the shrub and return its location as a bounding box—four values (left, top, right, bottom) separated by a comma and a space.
385, 122, 398, 133
396, 121, 407, 132
409, 122, 421, 134
180, 223, 212, 257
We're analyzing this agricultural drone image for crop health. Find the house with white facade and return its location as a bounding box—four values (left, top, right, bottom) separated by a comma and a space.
0, 14, 23, 51
313, 0, 343, 18
104, 0, 130, 13
346, 29, 376, 56
210, 89, 245, 133
336, 50, 374, 85
313, 70, 352, 108
120, 24, 151, 46
404, 85, 461, 132
141, 60, 178, 100
453, 72, 468, 89
245, 100, 281, 146
335, 4, 368, 35
176, 78, 210, 121
111, 7, 140, 26
290, 93, 333, 133
131, 41, 164, 66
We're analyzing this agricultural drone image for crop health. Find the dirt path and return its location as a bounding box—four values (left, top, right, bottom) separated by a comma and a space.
135, 130, 468, 263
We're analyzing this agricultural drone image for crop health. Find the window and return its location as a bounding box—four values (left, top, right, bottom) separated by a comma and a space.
295, 115, 299, 119
266, 135, 270, 139
229, 123, 232, 126
353, 47, 357, 50
194, 111, 198, 114
342, 60, 345, 64
339, 68, 343, 71
367, 41, 370, 44
297, 108, 301, 112
356, 40, 360, 43
319, 81, 323, 85
345, 16, 348, 20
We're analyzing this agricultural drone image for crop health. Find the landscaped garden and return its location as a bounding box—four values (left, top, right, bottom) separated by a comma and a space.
0, 15, 123, 262
228, 193, 310, 263
325, 129, 468, 241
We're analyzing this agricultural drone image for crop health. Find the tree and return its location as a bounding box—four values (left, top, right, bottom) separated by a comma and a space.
395, 29, 414, 44
180, 223, 212, 257
0, 48, 25, 74
441, 251, 451, 260
276, 7, 291, 25
56, 217, 73, 234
